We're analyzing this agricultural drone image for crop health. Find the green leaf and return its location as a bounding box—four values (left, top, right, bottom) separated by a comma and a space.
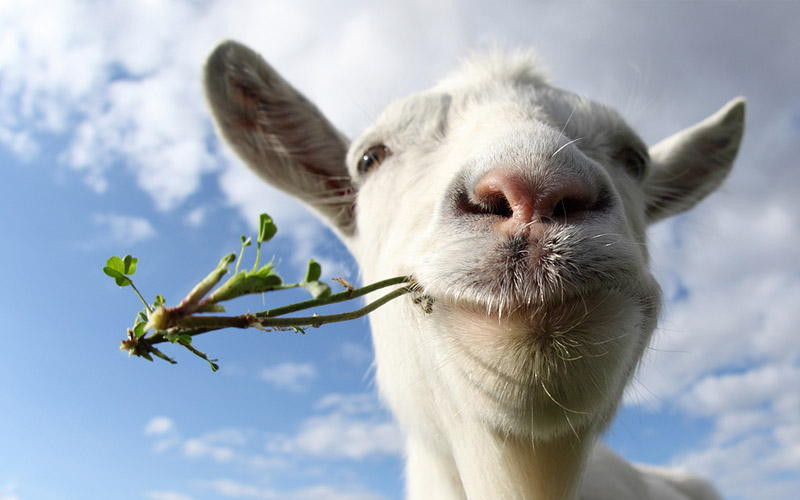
305, 259, 322, 282
133, 322, 146, 339
301, 280, 331, 299
206, 268, 284, 303
103, 266, 124, 279
104, 255, 135, 287
123, 255, 138, 275
106, 256, 124, 274
115, 275, 132, 287
241, 235, 252, 247
258, 213, 277, 243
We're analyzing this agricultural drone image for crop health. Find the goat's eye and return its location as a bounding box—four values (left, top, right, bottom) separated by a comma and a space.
358, 145, 392, 175
615, 147, 648, 180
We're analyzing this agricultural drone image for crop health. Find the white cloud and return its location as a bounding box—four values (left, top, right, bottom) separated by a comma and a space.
0, 482, 20, 500
268, 392, 402, 460
292, 413, 402, 460
93, 213, 156, 244
200, 479, 275, 499
143, 415, 180, 453
145, 492, 195, 500
143, 416, 176, 436
138, 398, 396, 498
200, 478, 387, 500
183, 438, 236, 463
181, 427, 257, 464
184, 206, 207, 227
676, 436, 800, 500
670, 362, 800, 497
287, 485, 387, 500
681, 364, 800, 418
314, 393, 380, 415
0, 127, 37, 159
259, 362, 317, 392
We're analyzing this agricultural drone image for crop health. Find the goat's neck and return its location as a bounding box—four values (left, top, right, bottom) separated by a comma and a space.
407, 420, 592, 500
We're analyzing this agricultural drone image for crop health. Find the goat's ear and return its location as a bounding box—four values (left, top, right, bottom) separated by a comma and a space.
204, 41, 355, 236
644, 97, 745, 224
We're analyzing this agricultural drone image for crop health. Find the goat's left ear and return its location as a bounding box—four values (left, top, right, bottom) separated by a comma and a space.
644, 97, 746, 223
204, 41, 356, 236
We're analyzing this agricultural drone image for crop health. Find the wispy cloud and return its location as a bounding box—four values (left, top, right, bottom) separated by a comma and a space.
0, 482, 20, 500
668, 363, 800, 497
290, 412, 402, 460
259, 362, 317, 392
267, 393, 402, 460
199, 478, 387, 500
142, 416, 180, 454
143, 416, 176, 436
144, 492, 196, 500
184, 206, 207, 227
183, 438, 237, 463
92, 213, 156, 245
143, 392, 401, 467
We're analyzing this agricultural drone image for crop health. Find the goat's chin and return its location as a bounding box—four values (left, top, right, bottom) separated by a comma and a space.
420, 281, 660, 438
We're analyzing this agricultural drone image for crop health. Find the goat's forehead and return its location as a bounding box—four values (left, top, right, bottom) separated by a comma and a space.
349, 54, 642, 165
364, 52, 553, 132
437, 50, 550, 90
362, 82, 628, 145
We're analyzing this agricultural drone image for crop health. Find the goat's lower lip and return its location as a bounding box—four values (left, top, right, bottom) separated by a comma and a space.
427, 283, 626, 322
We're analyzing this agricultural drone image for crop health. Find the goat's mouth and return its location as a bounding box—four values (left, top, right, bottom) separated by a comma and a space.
427, 281, 633, 328
420, 240, 631, 313
412, 241, 659, 339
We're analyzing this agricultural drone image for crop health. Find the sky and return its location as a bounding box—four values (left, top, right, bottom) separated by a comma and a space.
1, 1, 799, 499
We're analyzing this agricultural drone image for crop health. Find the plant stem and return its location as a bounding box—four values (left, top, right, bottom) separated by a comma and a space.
256, 276, 410, 318
129, 281, 152, 314
142, 282, 412, 347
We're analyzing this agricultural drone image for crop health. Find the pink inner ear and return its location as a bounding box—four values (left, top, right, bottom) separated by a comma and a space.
299, 161, 354, 196
231, 80, 260, 131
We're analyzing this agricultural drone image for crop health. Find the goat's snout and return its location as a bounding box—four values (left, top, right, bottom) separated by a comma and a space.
463, 167, 597, 234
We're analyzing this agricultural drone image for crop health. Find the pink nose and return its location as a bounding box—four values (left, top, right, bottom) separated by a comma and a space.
470, 168, 596, 233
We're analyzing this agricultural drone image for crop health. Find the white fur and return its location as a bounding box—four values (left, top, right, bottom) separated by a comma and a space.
204, 41, 745, 500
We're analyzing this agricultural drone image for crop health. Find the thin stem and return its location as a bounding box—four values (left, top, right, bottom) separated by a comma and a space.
252, 240, 262, 273
143, 283, 412, 347
257, 285, 411, 328
256, 276, 410, 318
235, 244, 244, 275
129, 281, 152, 314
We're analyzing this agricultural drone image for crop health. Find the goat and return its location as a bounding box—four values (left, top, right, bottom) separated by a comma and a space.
204, 41, 745, 500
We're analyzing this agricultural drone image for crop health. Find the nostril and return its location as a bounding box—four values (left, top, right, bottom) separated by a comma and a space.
549, 196, 592, 220
461, 191, 513, 218
463, 168, 598, 228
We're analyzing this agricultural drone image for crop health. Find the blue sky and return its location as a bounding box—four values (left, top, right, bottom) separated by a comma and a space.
2, 1, 799, 500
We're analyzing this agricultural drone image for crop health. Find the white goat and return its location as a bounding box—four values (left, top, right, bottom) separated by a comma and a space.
204, 41, 745, 500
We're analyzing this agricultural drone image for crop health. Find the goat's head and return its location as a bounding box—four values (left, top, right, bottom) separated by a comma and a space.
204, 40, 744, 472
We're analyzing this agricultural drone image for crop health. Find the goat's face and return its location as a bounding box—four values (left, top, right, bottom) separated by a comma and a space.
347, 75, 664, 436
205, 42, 745, 442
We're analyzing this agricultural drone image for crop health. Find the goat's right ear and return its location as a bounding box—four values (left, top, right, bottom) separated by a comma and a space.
204, 41, 355, 236
644, 97, 745, 224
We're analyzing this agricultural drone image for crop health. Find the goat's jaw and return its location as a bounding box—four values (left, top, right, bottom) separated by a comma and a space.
417, 279, 658, 434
